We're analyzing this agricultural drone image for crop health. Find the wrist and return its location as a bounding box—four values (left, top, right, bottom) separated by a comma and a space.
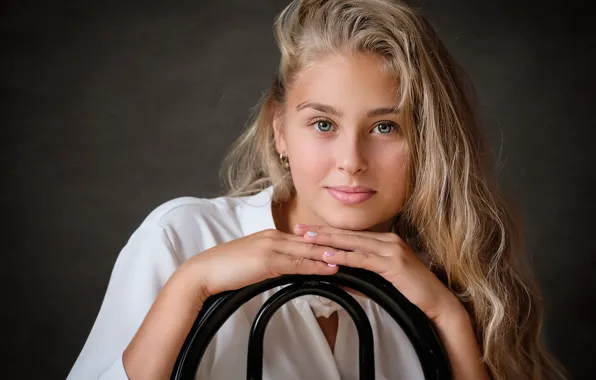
434, 296, 470, 329
432, 302, 490, 380
169, 260, 210, 306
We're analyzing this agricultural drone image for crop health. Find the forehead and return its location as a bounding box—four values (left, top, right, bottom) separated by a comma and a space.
287, 52, 400, 110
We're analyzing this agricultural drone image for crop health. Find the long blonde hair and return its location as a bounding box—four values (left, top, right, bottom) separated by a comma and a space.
220, 0, 568, 378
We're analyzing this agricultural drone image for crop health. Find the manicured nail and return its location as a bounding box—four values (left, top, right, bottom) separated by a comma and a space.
324, 251, 334, 256
328, 263, 337, 267
306, 231, 317, 237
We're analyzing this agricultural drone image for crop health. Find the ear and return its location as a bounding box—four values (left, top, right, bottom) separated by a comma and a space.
272, 105, 287, 155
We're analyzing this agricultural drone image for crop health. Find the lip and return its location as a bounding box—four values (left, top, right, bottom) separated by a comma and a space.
326, 186, 376, 205
327, 186, 375, 193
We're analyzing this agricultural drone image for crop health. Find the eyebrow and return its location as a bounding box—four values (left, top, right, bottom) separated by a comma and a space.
295, 101, 400, 117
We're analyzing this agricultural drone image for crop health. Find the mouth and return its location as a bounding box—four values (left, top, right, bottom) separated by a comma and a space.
325, 186, 376, 205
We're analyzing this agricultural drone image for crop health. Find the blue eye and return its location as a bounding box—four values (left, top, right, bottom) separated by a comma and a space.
312, 119, 335, 132
372, 122, 397, 134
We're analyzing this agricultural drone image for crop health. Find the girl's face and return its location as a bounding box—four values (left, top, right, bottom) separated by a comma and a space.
274, 52, 409, 231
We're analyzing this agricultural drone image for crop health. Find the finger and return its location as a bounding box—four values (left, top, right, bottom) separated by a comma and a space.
259, 229, 307, 243
269, 254, 339, 276
271, 238, 346, 261
303, 232, 388, 255
321, 249, 389, 275
294, 224, 400, 243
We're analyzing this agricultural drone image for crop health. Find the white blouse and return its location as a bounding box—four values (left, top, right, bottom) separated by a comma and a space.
66, 187, 425, 380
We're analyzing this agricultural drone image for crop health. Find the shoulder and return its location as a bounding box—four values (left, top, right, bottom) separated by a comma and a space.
141, 195, 241, 227
142, 195, 243, 249
135, 187, 274, 260
143, 187, 274, 230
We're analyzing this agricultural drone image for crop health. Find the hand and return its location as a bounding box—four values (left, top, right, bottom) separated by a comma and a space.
293, 224, 465, 324
181, 229, 340, 300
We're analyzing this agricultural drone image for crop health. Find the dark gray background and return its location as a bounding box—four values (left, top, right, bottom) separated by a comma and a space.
3, 0, 594, 378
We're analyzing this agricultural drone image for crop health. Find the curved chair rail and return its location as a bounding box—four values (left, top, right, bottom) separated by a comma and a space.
171, 266, 451, 380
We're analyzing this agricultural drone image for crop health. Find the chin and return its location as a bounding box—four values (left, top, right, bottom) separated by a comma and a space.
322, 209, 381, 231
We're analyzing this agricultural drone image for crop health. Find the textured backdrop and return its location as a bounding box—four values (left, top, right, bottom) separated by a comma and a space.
3, 0, 594, 378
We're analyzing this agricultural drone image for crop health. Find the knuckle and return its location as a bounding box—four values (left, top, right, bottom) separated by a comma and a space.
356, 252, 370, 266
386, 232, 400, 243
292, 256, 306, 269
262, 229, 278, 238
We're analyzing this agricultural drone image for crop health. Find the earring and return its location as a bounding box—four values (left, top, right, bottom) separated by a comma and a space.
279, 153, 290, 169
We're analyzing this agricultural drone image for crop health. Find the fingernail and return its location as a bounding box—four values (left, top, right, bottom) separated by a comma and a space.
306, 231, 317, 237
328, 263, 337, 267
324, 251, 334, 256
296, 223, 307, 228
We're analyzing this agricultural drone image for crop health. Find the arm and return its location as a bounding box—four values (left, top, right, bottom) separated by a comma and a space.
66, 222, 199, 380
434, 307, 492, 380
68, 221, 338, 380
292, 225, 493, 380
122, 262, 208, 379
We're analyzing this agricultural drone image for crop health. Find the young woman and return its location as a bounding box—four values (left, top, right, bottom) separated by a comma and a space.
67, 0, 568, 379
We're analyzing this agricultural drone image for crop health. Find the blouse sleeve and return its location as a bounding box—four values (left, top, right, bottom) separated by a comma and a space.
66, 220, 181, 380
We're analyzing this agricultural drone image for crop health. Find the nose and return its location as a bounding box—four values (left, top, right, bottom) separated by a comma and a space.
336, 132, 368, 176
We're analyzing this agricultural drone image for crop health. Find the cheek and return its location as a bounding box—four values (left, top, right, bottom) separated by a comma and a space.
375, 141, 407, 168
374, 145, 409, 189
286, 133, 331, 181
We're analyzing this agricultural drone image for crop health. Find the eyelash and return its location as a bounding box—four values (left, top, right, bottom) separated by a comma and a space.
309, 117, 399, 134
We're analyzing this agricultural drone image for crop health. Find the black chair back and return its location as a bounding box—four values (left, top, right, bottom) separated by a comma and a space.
171, 266, 451, 380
